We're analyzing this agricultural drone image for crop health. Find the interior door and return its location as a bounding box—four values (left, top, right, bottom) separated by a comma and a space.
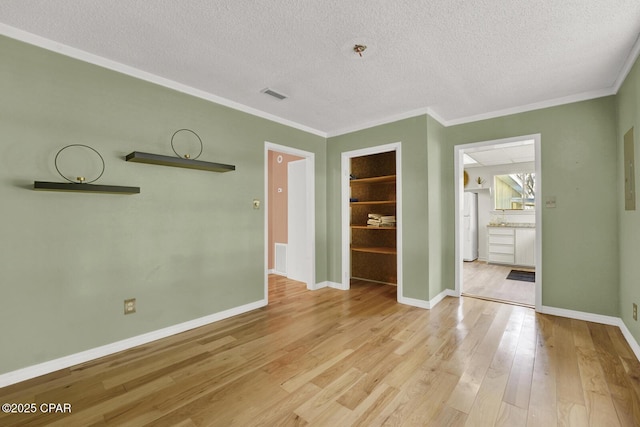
287, 159, 309, 284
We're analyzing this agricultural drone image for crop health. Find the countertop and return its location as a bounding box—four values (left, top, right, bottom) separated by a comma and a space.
487, 223, 535, 228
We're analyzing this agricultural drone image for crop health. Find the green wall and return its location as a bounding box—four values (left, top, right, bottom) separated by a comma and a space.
0, 36, 326, 374
443, 98, 620, 315
327, 98, 619, 314
327, 116, 431, 301
616, 56, 640, 341
426, 116, 449, 299
1, 30, 635, 377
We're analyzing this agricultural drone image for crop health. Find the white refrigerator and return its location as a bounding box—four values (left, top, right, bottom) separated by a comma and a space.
463, 192, 478, 261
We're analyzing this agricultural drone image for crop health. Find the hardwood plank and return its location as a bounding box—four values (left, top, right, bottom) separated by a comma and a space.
350, 384, 400, 427
465, 307, 525, 425
503, 309, 536, 409
281, 349, 354, 392
557, 400, 589, 426
496, 401, 528, 426
555, 316, 585, 405
429, 405, 468, 426
294, 367, 362, 423
1, 275, 640, 426
588, 322, 640, 426
526, 314, 558, 427
576, 347, 620, 425
446, 304, 514, 414
247, 382, 320, 427
571, 319, 595, 350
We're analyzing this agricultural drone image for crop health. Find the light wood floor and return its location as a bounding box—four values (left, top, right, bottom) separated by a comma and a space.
463, 261, 535, 307
1, 275, 639, 426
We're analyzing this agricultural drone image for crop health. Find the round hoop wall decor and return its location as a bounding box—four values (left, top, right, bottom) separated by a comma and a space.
54, 144, 105, 184
171, 129, 203, 160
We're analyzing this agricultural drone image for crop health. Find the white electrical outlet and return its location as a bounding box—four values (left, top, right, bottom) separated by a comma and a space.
124, 298, 136, 315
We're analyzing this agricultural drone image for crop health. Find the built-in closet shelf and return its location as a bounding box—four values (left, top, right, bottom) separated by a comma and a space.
350, 200, 396, 205
351, 225, 397, 230
125, 152, 235, 172
350, 175, 396, 185
350, 150, 397, 285
351, 246, 397, 255
33, 181, 140, 194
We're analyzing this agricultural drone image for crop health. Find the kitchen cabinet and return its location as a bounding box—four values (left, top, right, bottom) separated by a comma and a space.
487, 227, 515, 264
487, 226, 535, 267
515, 228, 535, 267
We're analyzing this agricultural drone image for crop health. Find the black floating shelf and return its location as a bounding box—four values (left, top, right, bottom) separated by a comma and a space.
125, 151, 235, 172
34, 181, 140, 194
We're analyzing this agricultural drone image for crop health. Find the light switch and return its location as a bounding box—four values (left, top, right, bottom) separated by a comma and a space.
545, 196, 556, 208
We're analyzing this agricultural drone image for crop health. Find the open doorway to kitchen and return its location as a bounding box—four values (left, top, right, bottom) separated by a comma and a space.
454, 135, 541, 309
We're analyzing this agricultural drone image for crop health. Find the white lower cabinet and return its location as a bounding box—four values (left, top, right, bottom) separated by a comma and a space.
515, 228, 535, 267
487, 227, 514, 264
487, 226, 535, 267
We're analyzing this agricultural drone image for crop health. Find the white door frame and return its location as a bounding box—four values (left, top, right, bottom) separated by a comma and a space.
264, 142, 316, 302
341, 142, 403, 299
453, 134, 542, 312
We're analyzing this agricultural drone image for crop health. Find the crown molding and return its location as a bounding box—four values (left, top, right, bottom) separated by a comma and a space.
442, 87, 615, 127
613, 32, 640, 92
0, 24, 327, 138
2, 23, 638, 137
326, 107, 434, 138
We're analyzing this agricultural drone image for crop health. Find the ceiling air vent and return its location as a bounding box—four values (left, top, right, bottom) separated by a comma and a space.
261, 88, 287, 100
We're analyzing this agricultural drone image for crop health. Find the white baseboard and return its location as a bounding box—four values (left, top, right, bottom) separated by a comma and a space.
399, 289, 456, 310
398, 296, 430, 309
327, 281, 348, 290
309, 281, 328, 290
269, 270, 287, 277
540, 305, 620, 326
4, 298, 639, 389
0, 299, 267, 388
618, 321, 640, 362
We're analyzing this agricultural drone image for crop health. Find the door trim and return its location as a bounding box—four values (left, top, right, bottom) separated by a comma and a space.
264, 142, 316, 302
341, 142, 402, 299
453, 134, 542, 312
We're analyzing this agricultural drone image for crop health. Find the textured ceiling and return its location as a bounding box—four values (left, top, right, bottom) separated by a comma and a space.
1, 0, 639, 136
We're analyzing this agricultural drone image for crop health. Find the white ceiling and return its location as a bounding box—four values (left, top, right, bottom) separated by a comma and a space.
1, 0, 639, 137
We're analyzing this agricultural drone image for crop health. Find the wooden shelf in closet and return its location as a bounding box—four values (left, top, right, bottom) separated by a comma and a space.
350, 246, 397, 255
351, 225, 397, 230
350, 200, 396, 205
350, 175, 396, 185
350, 150, 397, 285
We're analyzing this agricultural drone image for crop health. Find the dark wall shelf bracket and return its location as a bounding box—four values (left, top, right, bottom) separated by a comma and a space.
125, 151, 235, 172
34, 181, 140, 194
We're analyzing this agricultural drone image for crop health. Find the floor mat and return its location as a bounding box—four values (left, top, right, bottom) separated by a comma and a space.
506, 270, 535, 282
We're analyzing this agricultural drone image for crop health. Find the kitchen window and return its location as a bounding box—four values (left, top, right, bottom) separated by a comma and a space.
494, 172, 535, 210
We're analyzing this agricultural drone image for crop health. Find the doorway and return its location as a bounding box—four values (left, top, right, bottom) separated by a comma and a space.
454, 135, 541, 310
264, 142, 315, 303
341, 143, 402, 299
